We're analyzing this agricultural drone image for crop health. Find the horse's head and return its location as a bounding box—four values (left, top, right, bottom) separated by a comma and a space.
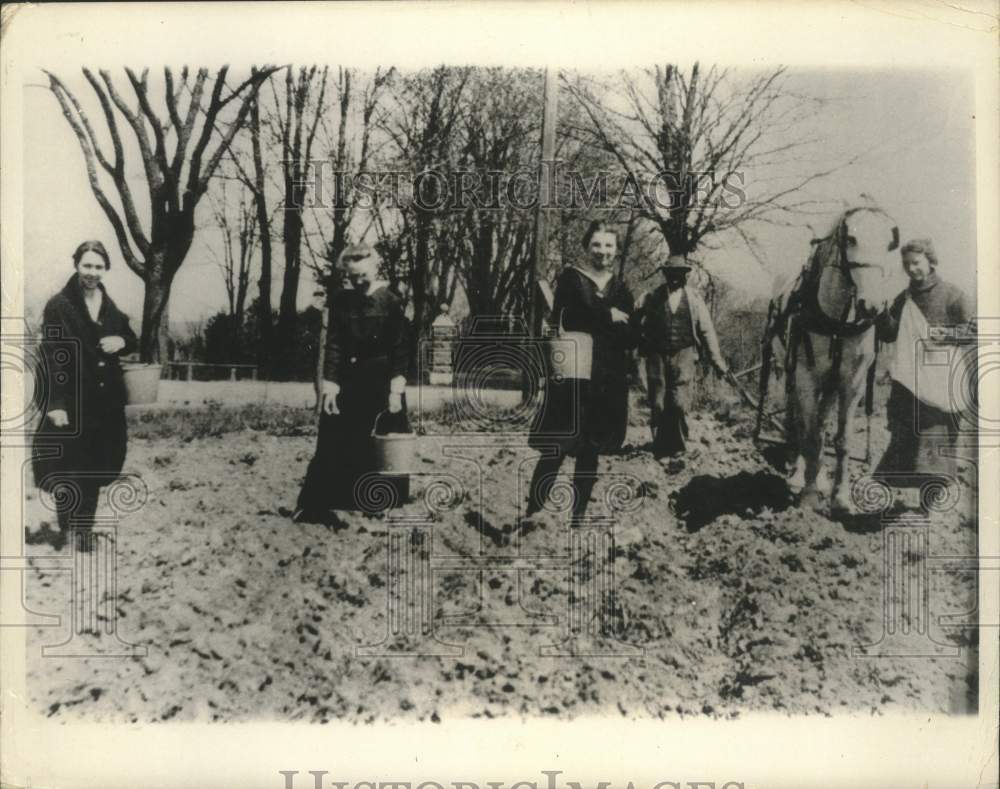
838, 208, 899, 318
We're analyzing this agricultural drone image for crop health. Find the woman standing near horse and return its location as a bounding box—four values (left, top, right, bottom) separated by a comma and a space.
33, 240, 138, 549
874, 238, 974, 488
525, 220, 639, 521
293, 243, 410, 522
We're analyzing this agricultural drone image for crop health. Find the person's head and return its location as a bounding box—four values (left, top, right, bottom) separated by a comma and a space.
581, 220, 618, 273
339, 243, 380, 292
900, 238, 938, 285
660, 254, 691, 291
72, 240, 111, 291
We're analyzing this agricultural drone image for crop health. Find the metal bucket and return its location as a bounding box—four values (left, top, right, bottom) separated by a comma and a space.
371, 411, 416, 474
549, 311, 593, 381
122, 363, 162, 405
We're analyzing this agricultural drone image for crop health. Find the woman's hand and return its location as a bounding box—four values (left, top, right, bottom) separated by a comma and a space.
322, 381, 341, 415
610, 307, 630, 324
388, 374, 406, 413
99, 336, 126, 354
47, 409, 69, 427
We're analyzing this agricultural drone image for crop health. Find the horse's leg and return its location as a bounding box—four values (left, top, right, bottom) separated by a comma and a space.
783, 363, 799, 474
830, 384, 858, 516
801, 388, 835, 511
789, 358, 819, 498
831, 344, 871, 515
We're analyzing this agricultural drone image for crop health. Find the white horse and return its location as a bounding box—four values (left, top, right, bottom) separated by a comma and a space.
763, 207, 899, 515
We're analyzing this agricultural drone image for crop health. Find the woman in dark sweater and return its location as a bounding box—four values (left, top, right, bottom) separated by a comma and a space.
33, 241, 138, 545
874, 238, 974, 486
525, 221, 639, 520
294, 244, 410, 521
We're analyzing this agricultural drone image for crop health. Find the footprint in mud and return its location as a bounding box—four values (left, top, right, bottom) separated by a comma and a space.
25, 521, 67, 551
464, 511, 507, 547
671, 471, 793, 531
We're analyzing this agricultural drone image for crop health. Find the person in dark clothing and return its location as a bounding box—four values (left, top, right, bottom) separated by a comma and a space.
294, 244, 411, 521
525, 221, 639, 520
634, 255, 729, 460
32, 240, 139, 548
874, 238, 974, 488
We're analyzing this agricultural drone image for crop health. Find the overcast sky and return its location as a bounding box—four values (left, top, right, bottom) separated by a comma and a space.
22, 67, 977, 326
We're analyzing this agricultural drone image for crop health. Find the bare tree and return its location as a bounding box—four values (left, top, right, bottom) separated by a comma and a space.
301, 67, 394, 290
206, 168, 258, 335
381, 66, 472, 370
454, 68, 541, 322
210, 69, 280, 377
562, 64, 833, 266
46, 66, 280, 361
248, 81, 277, 376
270, 65, 330, 380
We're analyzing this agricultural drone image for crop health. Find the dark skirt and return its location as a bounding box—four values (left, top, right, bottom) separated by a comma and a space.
874, 382, 958, 487
296, 364, 409, 515
32, 404, 128, 493
528, 373, 629, 457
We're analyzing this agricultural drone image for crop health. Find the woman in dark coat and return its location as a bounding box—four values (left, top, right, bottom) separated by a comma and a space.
294, 244, 410, 521
874, 238, 974, 489
525, 221, 639, 520
32, 240, 138, 542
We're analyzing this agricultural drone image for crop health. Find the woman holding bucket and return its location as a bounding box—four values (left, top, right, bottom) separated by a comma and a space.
293, 243, 411, 522
874, 238, 974, 493
32, 240, 138, 549
525, 221, 639, 521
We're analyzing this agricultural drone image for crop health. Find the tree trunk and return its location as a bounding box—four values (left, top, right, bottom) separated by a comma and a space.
274, 207, 303, 380
158, 297, 171, 364
250, 97, 273, 378
409, 209, 432, 378
138, 268, 173, 363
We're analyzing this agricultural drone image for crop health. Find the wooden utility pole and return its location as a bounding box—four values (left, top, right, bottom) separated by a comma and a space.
530, 68, 559, 338
524, 68, 559, 400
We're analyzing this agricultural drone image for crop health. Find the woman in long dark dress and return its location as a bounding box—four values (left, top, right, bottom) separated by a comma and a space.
294, 244, 410, 521
32, 241, 139, 548
525, 221, 638, 520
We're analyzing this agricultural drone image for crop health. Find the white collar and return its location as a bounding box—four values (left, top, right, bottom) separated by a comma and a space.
346, 279, 390, 295
572, 266, 614, 291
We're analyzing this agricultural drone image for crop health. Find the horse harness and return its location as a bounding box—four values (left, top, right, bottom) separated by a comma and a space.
755, 208, 898, 452
782, 210, 897, 378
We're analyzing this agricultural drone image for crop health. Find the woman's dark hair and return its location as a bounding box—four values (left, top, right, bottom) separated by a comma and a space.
900, 238, 938, 269
581, 220, 619, 250
72, 240, 111, 270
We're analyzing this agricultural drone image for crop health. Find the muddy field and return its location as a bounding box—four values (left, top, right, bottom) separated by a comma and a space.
23, 391, 979, 722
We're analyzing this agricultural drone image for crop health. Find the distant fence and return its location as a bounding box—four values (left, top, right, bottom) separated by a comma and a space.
163, 361, 258, 382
